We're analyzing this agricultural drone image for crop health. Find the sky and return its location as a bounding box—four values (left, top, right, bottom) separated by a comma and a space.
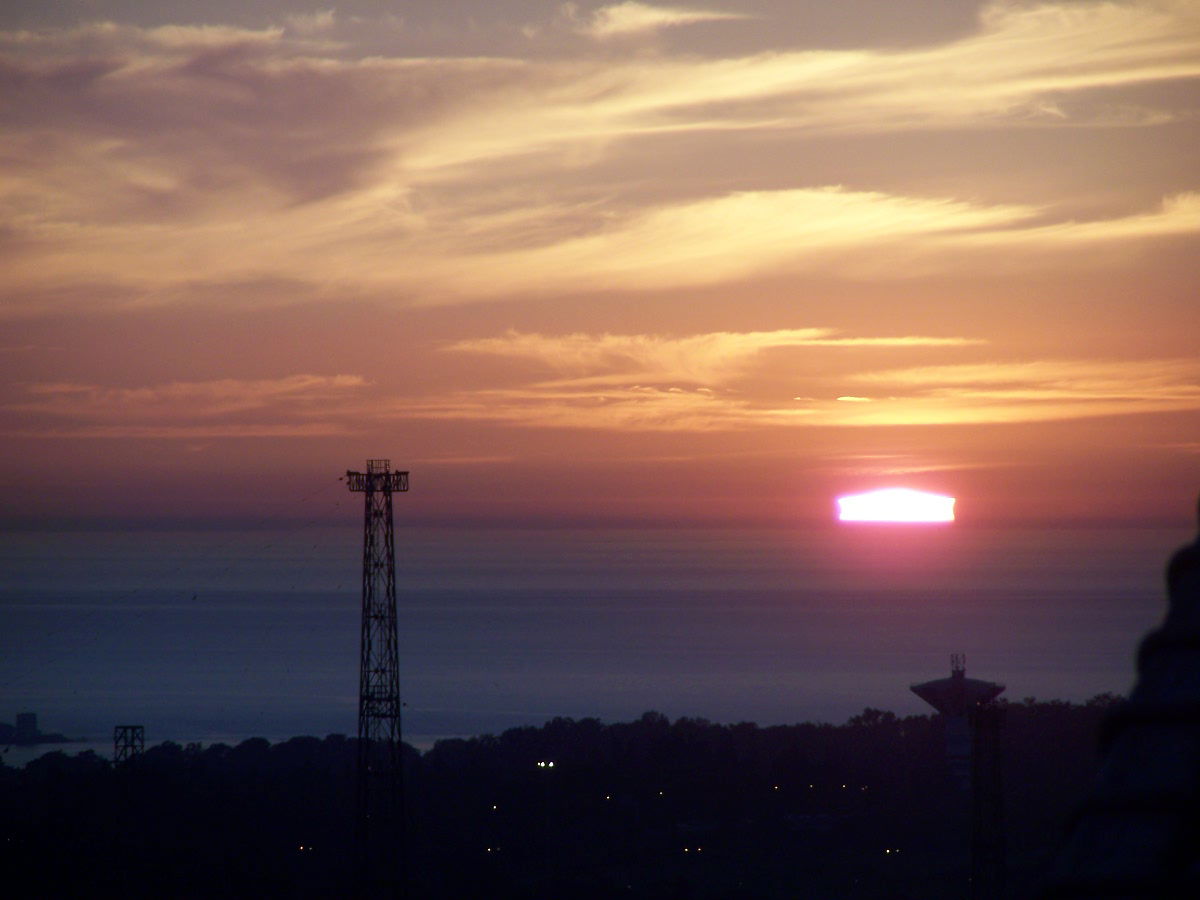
1, 0, 1198, 528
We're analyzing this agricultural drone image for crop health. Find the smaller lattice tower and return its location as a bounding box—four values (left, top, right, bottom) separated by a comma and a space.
346, 458, 409, 898
113, 725, 144, 764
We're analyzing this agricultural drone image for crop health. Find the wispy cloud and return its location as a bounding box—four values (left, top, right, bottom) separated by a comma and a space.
448, 327, 983, 384
820, 452, 1028, 476
406, 1, 1200, 172
0, 177, 1045, 310
9, 374, 368, 423
415, 342, 1200, 432
2, 423, 350, 439
284, 9, 338, 37
408, 326, 979, 431
831, 358, 1200, 425
6, 180, 1196, 313
951, 192, 1200, 248
577, 2, 749, 39
423, 188, 1039, 297
17, 353, 1189, 438
2, 3, 1198, 311
407, 383, 777, 432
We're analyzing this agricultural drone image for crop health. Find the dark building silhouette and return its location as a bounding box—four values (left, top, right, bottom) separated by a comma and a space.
1042, 495, 1200, 897
912, 656, 1006, 899
0, 711, 70, 746
911, 655, 1005, 788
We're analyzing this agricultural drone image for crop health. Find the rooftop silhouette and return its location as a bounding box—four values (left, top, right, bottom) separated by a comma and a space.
1043, 493, 1200, 897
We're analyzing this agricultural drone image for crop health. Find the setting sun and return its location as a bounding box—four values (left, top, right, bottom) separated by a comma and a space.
836, 489, 956, 523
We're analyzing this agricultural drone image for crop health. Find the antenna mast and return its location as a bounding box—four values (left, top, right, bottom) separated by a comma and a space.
346, 458, 409, 897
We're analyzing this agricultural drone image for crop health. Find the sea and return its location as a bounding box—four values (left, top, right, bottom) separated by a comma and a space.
1, 519, 1191, 767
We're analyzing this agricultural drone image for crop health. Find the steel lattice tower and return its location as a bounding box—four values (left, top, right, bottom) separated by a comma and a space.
113, 725, 144, 764
346, 458, 408, 898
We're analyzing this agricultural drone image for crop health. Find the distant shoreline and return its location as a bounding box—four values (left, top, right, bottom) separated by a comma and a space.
3, 735, 82, 746
1, 720, 85, 756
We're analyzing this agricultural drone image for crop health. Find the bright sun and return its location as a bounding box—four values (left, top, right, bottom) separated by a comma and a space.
836, 488, 956, 523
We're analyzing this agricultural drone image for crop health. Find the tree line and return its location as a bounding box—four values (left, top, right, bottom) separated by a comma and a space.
0, 696, 1120, 899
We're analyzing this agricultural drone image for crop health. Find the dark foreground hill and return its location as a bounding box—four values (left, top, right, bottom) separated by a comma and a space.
1, 698, 1117, 899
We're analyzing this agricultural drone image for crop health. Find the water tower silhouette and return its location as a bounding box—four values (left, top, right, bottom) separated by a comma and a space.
912, 654, 1006, 900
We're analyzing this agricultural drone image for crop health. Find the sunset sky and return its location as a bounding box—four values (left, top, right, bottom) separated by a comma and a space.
2, 0, 1198, 527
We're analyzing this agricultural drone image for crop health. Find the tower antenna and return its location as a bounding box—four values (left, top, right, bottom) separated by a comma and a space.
346, 458, 409, 897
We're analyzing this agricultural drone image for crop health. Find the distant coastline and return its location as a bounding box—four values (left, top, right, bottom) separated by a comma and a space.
0, 713, 81, 747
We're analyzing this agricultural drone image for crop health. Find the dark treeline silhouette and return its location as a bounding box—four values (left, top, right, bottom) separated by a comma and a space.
1, 698, 1119, 899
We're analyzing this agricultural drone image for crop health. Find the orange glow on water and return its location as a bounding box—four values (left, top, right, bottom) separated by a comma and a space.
836, 488, 956, 523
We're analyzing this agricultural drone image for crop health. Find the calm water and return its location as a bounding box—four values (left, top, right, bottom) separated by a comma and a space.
1, 521, 1189, 764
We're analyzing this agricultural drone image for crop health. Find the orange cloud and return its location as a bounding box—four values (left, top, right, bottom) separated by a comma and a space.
3, 3, 1198, 312
578, 2, 750, 39
448, 327, 982, 384
827, 358, 1200, 425
8, 375, 369, 429
406, 383, 812, 432
950, 192, 1200, 248
410, 188, 1038, 300
413, 341, 1200, 432
2, 423, 349, 439
406, 1, 1200, 172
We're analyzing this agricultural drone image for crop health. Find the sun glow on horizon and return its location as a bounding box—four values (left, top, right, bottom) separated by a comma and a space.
836, 488, 956, 523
